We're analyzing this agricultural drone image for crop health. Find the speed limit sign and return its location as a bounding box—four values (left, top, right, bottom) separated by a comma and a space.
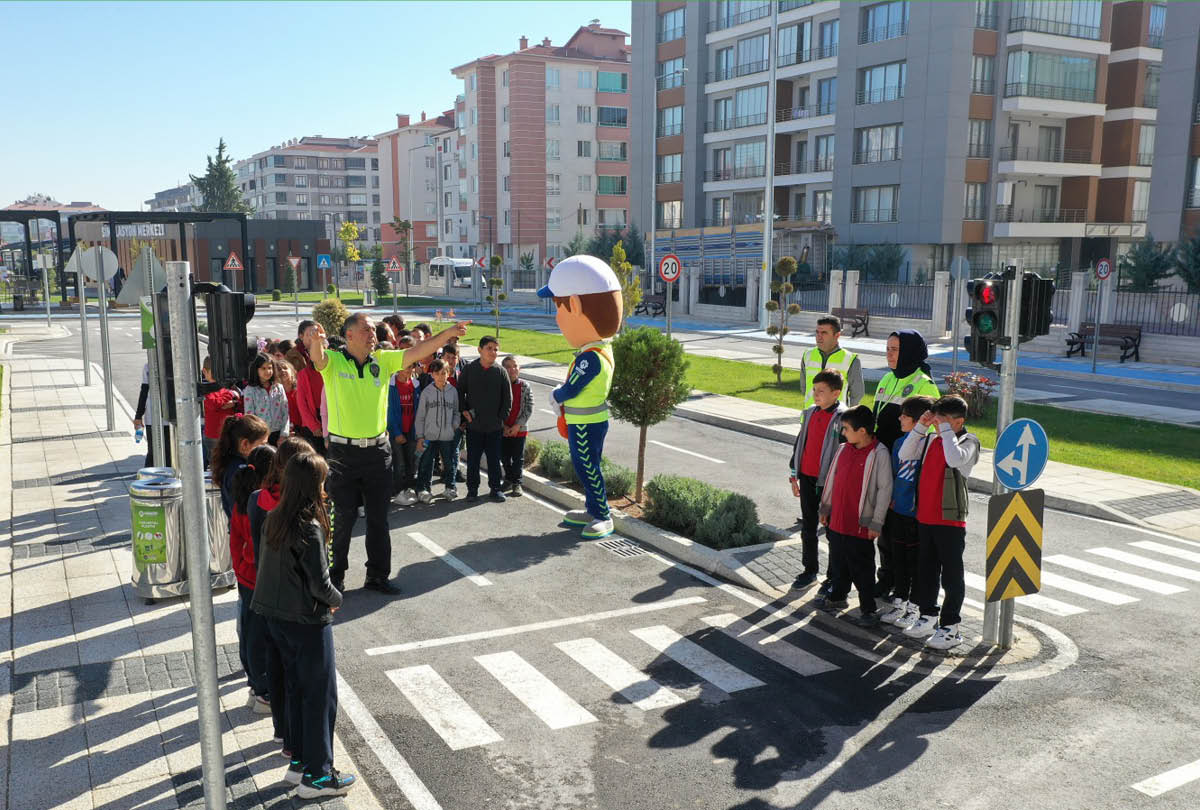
1096, 258, 1111, 281
659, 253, 681, 284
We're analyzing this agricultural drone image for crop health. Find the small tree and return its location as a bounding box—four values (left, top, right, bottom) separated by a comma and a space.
1119, 234, 1174, 291
280, 258, 296, 294
608, 326, 692, 502
566, 230, 589, 257
622, 224, 646, 268
312, 297, 350, 337
486, 254, 505, 336
610, 239, 641, 330
1175, 230, 1200, 293
865, 243, 905, 282
391, 217, 412, 293
519, 251, 535, 273
764, 256, 801, 383
337, 220, 362, 293
190, 138, 252, 213
370, 256, 390, 299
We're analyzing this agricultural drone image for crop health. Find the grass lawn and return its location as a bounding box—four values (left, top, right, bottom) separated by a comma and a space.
471, 324, 1200, 491
258, 291, 459, 309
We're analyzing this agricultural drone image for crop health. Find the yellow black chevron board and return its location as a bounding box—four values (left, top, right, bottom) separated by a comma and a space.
985, 488, 1045, 602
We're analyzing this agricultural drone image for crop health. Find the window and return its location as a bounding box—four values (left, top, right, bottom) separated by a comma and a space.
656, 200, 682, 229
425, 203, 435, 217
817, 76, 837, 115
597, 71, 628, 93
546, 140, 560, 160
546, 67, 560, 89
712, 46, 734, 82
657, 57, 685, 90
503, 141, 510, 158
547, 174, 561, 195
852, 185, 899, 222
318, 175, 330, 187
598, 141, 627, 161
471, 176, 478, 193
1149, 3, 1165, 46
347, 175, 366, 187
470, 107, 477, 126
443, 165, 451, 180
294, 174, 309, 187
578, 175, 592, 192
274, 173, 287, 185
504, 210, 510, 226
294, 157, 307, 170
577, 105, 592, 123
736, 33, 768, 75
295, 193, 309, 206
503, 175, 510, 191
471, 143, 477, 160
597, 176, 628, 195
656, 153, 682, 184
1144, 64, 1160, 107
971, 55, 995, 94
1008, 0, 1102, 40
658, 8, 684, 42
968, 119, 993, 157
711, 197, 730, 226
857, 61, 906, 103
734, 140, 766, 176
711, 146, 732, 180
445, 218, 452, 234
547, 103, 560, 123
547, 208, 562, 229
273, 155, 286, 168
345, 157, 365, 170
275, 192, 287, 204
319, 194, 330, 205
578, 70, 592, 89
331, 158, 344, 170
854, 124, 902, 163
372, 212, 381, 224
332, 194, 344, 204
1005, 51, 1097, 102
814, 134, 834, 170
372, 194, 380, 205
598, 208, 627, 227
734, 84, 768, 126
1138, 124, 1156, 166
657, 105, 683, 137
503, 105, 509, 123
712, 97, 734, 130
964, 183, 987, 219
371, 158, 379, 170
470, 73, 477, 91
501, 69, 509, 88
820, 19, 839, 55
444, 192, 452, 208
577, 207, 590, 225
711, 0, 770, 31
577, 140, 592, 157
975, 0, 998, 28
348, 193, 367, 205
598, 106, 628, 127
1132, 180, 1149, 221
860, 1, 909, 43
425, 224, 437, 238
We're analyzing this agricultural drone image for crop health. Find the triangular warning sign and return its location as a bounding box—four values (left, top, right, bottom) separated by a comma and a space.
287, 255, 301, 270
387, 257, 402, 271
223, 251, 243, 272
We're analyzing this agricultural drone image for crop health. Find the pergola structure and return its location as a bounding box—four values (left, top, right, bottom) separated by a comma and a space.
0, 209, 68, 301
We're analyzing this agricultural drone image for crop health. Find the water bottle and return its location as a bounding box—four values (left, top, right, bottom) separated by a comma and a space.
135, 427, 144, 444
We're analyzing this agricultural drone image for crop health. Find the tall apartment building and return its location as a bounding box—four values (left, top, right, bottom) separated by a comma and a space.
144, 183, 202, 213
1148, 3, 1200, 241
233, 136, 382, 251
634, 0, 1172, 311
375, 111, 456, 275
449, 23, 632, 267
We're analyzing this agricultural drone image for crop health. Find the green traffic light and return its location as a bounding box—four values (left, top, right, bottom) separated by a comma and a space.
976, 312, 998, 335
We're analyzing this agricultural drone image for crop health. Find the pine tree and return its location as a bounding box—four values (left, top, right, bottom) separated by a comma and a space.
1119, 234, 1174, 291
190, 139, 252, 213
610, 240, 641, 329
1175, 230, 1200, 293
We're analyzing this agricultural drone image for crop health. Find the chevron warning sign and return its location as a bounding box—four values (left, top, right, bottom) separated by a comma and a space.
985, 489, 1045, 602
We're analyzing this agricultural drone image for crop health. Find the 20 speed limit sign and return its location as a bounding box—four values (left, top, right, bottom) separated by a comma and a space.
659, 253, 682, 284
1096, 258, 1112, 281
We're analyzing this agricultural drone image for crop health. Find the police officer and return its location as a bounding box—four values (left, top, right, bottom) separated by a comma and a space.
303, 312, 468, 594
799, 316, 864, 409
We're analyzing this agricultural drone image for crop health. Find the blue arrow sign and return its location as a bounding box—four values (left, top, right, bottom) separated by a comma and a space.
994, 418, 1049, 491
316, 253, 332, 270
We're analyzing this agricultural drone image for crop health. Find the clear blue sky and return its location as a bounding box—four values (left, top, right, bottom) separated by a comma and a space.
0, 1, 632, 211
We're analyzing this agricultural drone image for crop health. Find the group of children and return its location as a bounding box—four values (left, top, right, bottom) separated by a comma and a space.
790, 368, 980, 651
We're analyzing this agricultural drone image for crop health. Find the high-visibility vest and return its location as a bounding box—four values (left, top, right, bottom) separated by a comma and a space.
562, 342, 614, 425
872, 368, 940, 416
802, 346, 857, 409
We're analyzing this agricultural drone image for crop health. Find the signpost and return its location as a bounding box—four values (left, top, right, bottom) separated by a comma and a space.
994, 418, 1049, 492
659, 253, 681, 339
985, 488, 1045, 603
317, 253, 332, 293
287, 256, 301, 320
138, 247, 166, 465
1092, 258, 1111, 374
950, 257, 970, 376
64, 245, 91, 385
87, 246, 120, 432
545, 257, 557, 313
386, 256, 402, 314
222, 251, 243, 287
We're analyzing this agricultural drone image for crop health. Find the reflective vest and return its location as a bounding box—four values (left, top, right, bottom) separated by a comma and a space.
872, 368, 940, 416
562, 342, 614, 425
802, 346, 857, 409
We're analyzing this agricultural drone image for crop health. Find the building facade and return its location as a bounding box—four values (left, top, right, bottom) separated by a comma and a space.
144, 184, 202, 213
449, 23, 633, 269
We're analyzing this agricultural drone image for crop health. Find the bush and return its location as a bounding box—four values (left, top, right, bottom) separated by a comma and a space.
312, 297, 350, 337
644, 474, 765, 549
538, 441, 575, 482
197, 320, 208, 335
271, 289, 282, 301
600, 458, 634, 499
326, 283, 336, 294
523, 437, 542, 469
943, 371, 996, 419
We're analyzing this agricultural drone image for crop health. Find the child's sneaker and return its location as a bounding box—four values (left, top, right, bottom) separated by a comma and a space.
395, 488, 418, 507
925, 624, 964, 651
893, 603, 921, 630
443, 485, 458, 500
297, 768, 357, 799
252, 694, 271, 714
814, 595, 849, 611
283, 759, 304, 785
880, 601, 909, 625
417, 490, 433, 504
903, 614, 939, 639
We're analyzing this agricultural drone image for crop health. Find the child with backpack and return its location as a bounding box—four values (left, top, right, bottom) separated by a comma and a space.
212, 414, 270, 519
229, 444, 276, 714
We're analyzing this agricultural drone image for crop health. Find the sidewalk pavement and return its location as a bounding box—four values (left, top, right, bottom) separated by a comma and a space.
0, 343, 381, 809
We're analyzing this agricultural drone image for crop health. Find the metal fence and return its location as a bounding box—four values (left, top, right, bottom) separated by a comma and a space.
1083, 288, 1200, 337
858, 282, 934, 319
1051, 289, 1071, 325
789, 279, 830, 313
510, 267, 538, 291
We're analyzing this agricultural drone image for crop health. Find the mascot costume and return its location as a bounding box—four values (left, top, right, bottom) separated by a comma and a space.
537, 255, 623, 539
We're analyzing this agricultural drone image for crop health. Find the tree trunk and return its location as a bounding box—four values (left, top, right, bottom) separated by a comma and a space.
635, 424, 647, 503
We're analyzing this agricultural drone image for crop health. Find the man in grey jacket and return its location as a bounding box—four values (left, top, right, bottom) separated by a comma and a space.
457, 335, 513, 502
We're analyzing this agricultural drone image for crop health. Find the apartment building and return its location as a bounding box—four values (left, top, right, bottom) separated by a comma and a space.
144, 183, 202, 213
1147, 3, 1200, 241
449, 23, 632, 267
232, 136, 382, 251
375, 111, 456, 278
635, 0, 1172, 321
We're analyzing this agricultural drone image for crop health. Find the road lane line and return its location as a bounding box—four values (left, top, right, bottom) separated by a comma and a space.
963, 572, 1086, 616
630, 625, 765, 693
556, 637, 685, 710
407, 532, 492, 586
1037, 571, 1138, 605
386, 665, 503, 750
1045, 554, 1186, 595
335, 671, 444, 810
1129, 540, 1200, 566
1132, 758, 1200, 797
364, 596, 708, 655
647, 439, 725, 464
1088, 548, 1200, 582
475, 651, 598, 729
701, 614, 840, 676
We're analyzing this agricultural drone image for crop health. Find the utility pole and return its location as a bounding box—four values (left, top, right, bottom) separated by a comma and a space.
757, 0, 780, 331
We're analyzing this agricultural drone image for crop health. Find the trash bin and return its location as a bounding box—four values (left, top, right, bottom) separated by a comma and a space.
205, 472, 237, 590
13, 294, 23, 311
129, 477, 188, 600
137, 466, 177, 481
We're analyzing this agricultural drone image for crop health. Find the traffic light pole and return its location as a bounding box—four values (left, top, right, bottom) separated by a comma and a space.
983, 259, 1024, 648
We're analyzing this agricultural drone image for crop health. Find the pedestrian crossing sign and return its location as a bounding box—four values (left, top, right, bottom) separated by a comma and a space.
986, 488, 1044, 602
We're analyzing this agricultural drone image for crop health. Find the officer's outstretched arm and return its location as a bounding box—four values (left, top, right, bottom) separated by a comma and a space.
403, 322, 471, 368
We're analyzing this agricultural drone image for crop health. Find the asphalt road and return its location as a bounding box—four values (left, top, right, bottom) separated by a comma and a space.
17, 319, 1200, 808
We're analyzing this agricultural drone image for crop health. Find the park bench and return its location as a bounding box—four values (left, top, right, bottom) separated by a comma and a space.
831, 307, 870, 338
1065, 323, 1142, 363
635, 294, 666, 317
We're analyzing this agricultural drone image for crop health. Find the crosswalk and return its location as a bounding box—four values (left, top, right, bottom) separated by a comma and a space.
963, 535, 1198, 617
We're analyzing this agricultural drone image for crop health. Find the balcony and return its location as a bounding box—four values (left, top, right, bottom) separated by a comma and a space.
971, 78, 995, 95
1143, 91, 1159, 109
998, 146, 1101, 177
776, 43, 838, 69
655, 74, 686, 91
1188, 188, 1200, 209
975, 9, 998, 29
708, 4, 770, 33
1137, 151, 1154, 167
657, 25, 684, 44
851, 208, 899, 224
852, 147, 903, 165
655, 171, 682, 185
546, 188, 561, 196
967, 142, 992, 158
657, 123, 682, 138
859, 20, 908, 45
706, 60, 769, 84
1004, 82, 1095, 103
776, 101, 836, 122
856, 85, 905, 105
1148, 27, 1164, 48
1007, 16, 1100, 41
1132, 209, 1148, 223
705, 113, 768, 133
998, 146, 1093, 164
964, 205, 989, 221
1195, 103, 1200, 124
993, 205, 1087, 237
775, 157, 834, 175
704, 165, 767, 182
780, 0, 814, 11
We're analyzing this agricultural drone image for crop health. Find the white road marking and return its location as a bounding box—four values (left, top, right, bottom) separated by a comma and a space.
335, 671, 444, 810
701, 614, 840, 676
555, 637, 685, 710
475, 651, 598, 729
1130, 540, 1200, 566
1044, 554, 1186, 595
1037, 571, 1138, 605
963, 572, 1086, 616
386, 665, 503, 750
1132, 758, 1200, 797
407, 532, 491, 586
365, 596, 707, 655
1088, 548, 1200, 582
629, 625, 765, 693
647, 439, 725, 464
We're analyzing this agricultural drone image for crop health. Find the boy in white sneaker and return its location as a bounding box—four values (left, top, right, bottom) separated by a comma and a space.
900, 396, 980, 650
880, 395, 935, 629
413, 359, 462, 502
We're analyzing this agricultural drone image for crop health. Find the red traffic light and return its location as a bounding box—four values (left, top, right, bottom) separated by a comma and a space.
978, 283, 997, 305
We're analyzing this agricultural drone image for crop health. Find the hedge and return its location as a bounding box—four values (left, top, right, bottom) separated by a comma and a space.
644, 474, 766, 550
536, 440, 633, 499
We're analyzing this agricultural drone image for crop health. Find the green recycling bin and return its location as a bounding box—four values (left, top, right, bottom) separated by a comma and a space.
129, 477, 187, 599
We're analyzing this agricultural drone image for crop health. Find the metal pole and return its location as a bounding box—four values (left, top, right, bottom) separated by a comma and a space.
1091, 279, 1101, 373
142, 247, 166, 465
666, 279, 673, 339
950, 258, 969, 377
983, 258, 1024, 648
757, 0, 780, 331
36, 220, 52, 327
95, 247, 115, 432
648, 57, 657, 331
164, 260, 227, 810
77, 266, 90, 385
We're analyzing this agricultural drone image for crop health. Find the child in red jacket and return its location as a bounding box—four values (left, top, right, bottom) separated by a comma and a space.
230, 444, 275, 713
202, 356, 241, 469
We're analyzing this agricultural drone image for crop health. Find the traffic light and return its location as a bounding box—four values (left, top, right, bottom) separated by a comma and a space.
964, 276, 1006, 368
206, 287, 257, 387
1018, 273, 1056, 341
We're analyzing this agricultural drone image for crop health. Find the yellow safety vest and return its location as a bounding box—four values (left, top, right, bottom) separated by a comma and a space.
872, 369, 940, 416
802, 346, 857, 409
562, 341, 614, 425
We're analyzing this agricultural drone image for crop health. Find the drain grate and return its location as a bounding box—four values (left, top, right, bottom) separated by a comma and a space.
597, 538, 646, 558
